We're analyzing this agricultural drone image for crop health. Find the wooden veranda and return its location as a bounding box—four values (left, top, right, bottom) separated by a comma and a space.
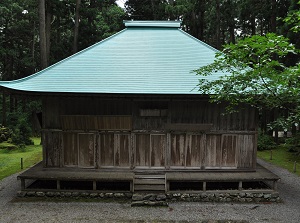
19, 161, 279, 193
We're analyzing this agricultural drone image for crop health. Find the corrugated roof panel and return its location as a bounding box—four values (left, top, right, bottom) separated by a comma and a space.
0, 21, 227, 94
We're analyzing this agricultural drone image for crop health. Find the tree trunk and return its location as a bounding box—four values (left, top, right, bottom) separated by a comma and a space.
2, 93, 6, 126
199, 1, 205, 41
216, 0, 221, 49
73, 0, 81, 54
32, 21, 36, 73
229, 25, 235, 44
151, 0, 156, 20
270, 0, 277, 33
46, 1, 51, 65
251, 16, 256, 35
39, 0, 48, 69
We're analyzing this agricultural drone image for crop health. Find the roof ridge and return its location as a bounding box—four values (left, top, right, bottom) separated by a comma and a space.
124, 20, 181, 28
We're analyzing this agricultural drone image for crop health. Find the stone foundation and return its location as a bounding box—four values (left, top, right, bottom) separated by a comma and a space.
166, 192, 281, 203
17, 191, 281, 204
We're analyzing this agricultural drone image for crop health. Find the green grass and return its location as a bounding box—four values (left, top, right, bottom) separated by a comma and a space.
257, 145, 300, 176
0, 137, 42, 180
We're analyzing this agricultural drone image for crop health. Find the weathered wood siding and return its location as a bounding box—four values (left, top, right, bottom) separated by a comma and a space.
43, 131, 61, 167
170, 134, 205, 168
43, 97, 258, 170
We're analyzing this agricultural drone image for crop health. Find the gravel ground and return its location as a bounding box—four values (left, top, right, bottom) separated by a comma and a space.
0, 159, 300, 223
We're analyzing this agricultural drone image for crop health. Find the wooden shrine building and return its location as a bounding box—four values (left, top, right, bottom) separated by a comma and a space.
0, 21, 279, 195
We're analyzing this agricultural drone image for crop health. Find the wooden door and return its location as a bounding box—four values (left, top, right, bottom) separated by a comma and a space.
135, 134, 166, 168
78, 133, 95, 168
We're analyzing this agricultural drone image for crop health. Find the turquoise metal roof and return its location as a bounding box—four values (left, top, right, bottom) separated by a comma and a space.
0, 21, 226, 95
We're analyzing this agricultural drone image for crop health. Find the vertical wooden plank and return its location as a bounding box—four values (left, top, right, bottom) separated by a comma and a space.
99, 133, 114, 167
237, 134, 255, 168
170, 134, 185, 167
166, 133, 170, 169
63, 132, 78, 166
45, 131, 61, 167
200, 134, 206, 168
135, 134, 150, 167
185, 134, 191, 167
78, 133, 95, 168
131, 133, 135, 169
115, 134, 130, 167
150, 134, 166, 167
221, 135, 237, 167
115, 134, 120, 166
205, 134, 221, 168
188, 134, 202, 167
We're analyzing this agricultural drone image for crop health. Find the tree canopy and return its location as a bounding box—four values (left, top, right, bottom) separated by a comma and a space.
195, 1, 300, 137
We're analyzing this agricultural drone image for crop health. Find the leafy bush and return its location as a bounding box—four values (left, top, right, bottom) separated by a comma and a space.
11, 115, 33, 146
285, 133, 300, 154
0, 126, 12, 143
257, 130, 276, 151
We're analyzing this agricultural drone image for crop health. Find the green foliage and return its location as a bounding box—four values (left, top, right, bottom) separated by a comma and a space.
285, 133, 300, 154
257, 130, 276, 151
7, 112, 33, 146
0, 126, 12, 143
12, 116, 33, 146
284, 0, 300, 33
195, 33, 300, 128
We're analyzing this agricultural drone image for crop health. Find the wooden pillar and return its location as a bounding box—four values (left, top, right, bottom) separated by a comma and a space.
203, 181, 206, 192
273, 180, 278, 190
21, 179, 25, 190
238, 181, 243, 190
57, 180, 61, 190
93, 181, 96, 190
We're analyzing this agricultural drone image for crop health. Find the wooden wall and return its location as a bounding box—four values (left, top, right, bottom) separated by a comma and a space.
42, 96, 257, 170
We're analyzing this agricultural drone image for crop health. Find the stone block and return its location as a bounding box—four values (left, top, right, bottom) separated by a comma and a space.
36, 192, 45, 197
26, 191, 36, 197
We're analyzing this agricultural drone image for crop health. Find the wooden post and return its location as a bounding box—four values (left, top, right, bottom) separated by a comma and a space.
203, 182, 206, 192
238, 181, 243, 190
21, 179, 25, 190
21, 158, 23, 169
273, 181, 278, 190
293, 161, 297, 173
93, 181, 96, 191
57, 180, 61, 190
270, 150, 273, 160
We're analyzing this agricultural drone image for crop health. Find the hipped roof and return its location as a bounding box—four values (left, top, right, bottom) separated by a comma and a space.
0, 21, 226, 95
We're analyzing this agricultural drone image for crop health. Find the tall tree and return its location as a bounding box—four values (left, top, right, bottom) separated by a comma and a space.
73, 0, 81, 54
39, 0, 48, 69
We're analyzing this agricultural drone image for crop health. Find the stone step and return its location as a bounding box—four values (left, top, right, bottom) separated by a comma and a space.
133, 174, 166, 193
134, 184, 165, 191
134, 179, 165, 185
134, 174, 165, 179
131, 193, 168, 207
